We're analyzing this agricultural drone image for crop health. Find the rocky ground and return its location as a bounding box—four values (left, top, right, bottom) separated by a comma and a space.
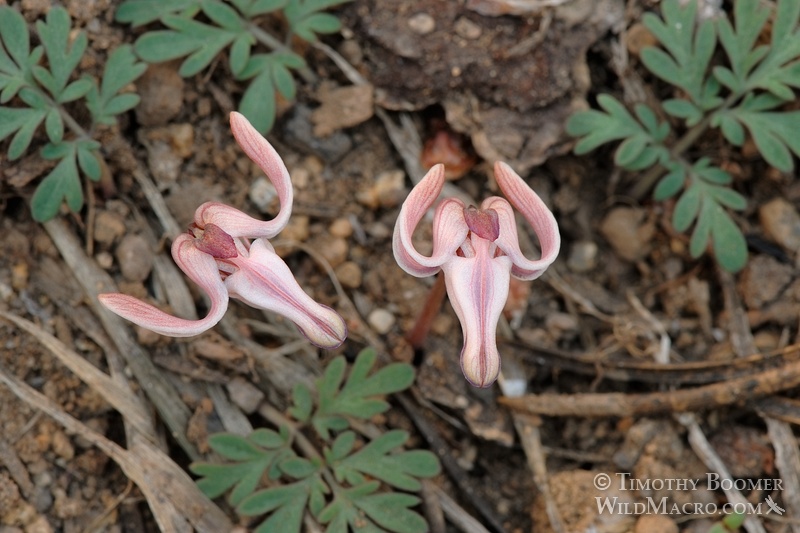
2, 1, 800, 532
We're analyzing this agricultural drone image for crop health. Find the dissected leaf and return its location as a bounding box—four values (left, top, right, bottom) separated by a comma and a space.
209, 433, 268, 461
86, 45, 147, 125
354, 492, 427, 533
731, 108, 800, 172
30, 145, 83, 222
115, 0, 202, 26
238, 475, 319, 533
318, 483, 384, 532
279, 457, 319, 479
289, 383, 313, 422
744, 0, 800, 98
567, 96, 669, 172
333, 430, 440, 491
641, 0, 720, 109
662, 98, 703, 126
229, 33, 254, 76
35, 7, 88, 99
312, 348, 415, 440
76, 142, 102, 181
134, 16, 243, 77
714, 1, 771, 93
0, 7, 41, 103
0, 7, 30, 67
653, 166, 686, 201
250, 428, 287, 449
192, 462, 262, 499
284, 0, 352, 42
201, 0, 246, 30
191, 431, 291, 506
0, 105, 47, 159
670, 162, 748, 272
237, 0, 289, 17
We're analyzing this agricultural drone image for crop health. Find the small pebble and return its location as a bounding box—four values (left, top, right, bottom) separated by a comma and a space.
408, 13, 435, 34
291, 167, 311, 189
95, 251, 113, 270
760, 197, 800, 253
115, 234, 154, 282
50, 431, 74, 461
368, 308, 396, 334
738, 254, 793, 309
635, 515, 678, 533
356, 170, 406, 209
278, 215, 310, 243
335, 261, 362, 289
249, 176, 278, 213
315, 236, 348, 267
567, 240, 598, 272
135, 63, 184, 127
11, 263, 28, 290
136, 63, 184, 127
625, 23, 658, 57
226, 378, 265, 414
545, 312, 579, 335
93, 210, 126, 247
329, 217, 353, 238
600, 207, 654, 262
454, 17, 482, 39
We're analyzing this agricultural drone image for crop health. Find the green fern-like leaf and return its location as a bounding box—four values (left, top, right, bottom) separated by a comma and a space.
722, 94, 800, 172
671, 160, 748, 272
312, 348, 415, 440
566, 95, 670, 171
86, 45, 146, 125
743, 0, 800, 99
190, 430, 292, 506
331, 430, 440, 491
283, 0, 352, 42
238, 475, 320, 533
115, 0, 202, 27
34, 7, 88, 101
641, 0, 721, 109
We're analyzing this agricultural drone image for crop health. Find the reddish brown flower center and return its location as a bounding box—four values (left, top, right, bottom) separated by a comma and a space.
192, 223, 238, 259
464, 206, 500, 241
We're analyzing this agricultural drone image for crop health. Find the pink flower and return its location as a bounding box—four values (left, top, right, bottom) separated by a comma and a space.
393, 163, 560, 387
99, 112, 347, 349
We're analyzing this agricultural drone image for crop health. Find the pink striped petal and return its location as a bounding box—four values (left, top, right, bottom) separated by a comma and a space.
225, 239, 347, 349
491, 162, 560, 280
441, 240, 511, 388
393, 165, 468, 277
99, 235, 229, 336
194, 112, 293, 238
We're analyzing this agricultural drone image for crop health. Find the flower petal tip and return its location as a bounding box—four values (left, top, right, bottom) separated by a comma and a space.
302, 307, 348, 350
461, 351, 500, 388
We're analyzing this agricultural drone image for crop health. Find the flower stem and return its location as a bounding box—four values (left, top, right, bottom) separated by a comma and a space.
405, 273, 447, 350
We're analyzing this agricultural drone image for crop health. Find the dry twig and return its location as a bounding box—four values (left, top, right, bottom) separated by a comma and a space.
500, 356, 800, 417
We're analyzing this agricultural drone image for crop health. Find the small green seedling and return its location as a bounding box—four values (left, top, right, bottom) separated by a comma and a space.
190, 348, 441, 533
116, 0, 352, 133
567, 0, 800, 272
707, 510, 746, 532
0, 6, 146, 222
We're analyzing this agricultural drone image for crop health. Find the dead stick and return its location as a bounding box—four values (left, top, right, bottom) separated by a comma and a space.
500, 357, 800, 417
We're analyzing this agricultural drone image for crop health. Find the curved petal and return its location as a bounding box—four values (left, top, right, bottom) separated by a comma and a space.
196, 111, 292, 238
225, 239, 347, 349
99, 235, 229, 337
441, 241, 511, 388
194, 202, 286, 240
491, 161, 560, 280
393, 164, 468, 277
